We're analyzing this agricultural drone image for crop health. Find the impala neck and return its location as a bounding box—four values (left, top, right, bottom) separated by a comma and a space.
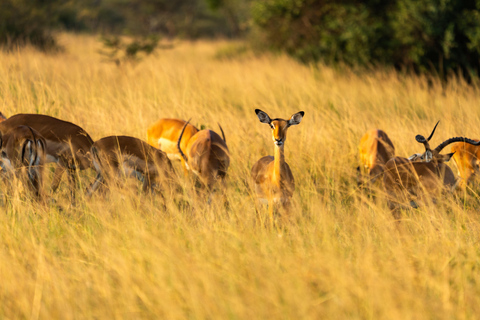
273, 143, 285, 185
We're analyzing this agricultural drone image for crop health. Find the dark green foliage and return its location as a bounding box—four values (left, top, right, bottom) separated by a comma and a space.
0, 0, 60, 50
206, 0, 251, 36
64, 0, 241, 38
99, 35, 167, 65
0, 0, 245, 51
251, 0, 480, 79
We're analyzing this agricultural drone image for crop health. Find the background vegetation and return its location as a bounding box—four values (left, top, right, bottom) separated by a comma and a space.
1, 34, 480, 318
251, 0, 480, 80
4, 0, 480, 79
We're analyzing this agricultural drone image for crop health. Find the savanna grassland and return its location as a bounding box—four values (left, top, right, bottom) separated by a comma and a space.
2, 33, 480, 319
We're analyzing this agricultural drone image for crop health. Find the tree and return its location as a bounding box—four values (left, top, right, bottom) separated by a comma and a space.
251, 0, 480, 80
0, 0, 60, 50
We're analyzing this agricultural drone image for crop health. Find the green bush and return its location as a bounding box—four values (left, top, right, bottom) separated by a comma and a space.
0, 0, 60, 50
251, 0, 480, 79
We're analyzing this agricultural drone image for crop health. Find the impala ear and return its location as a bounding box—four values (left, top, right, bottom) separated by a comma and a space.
440, 152, 455, 162
408, 153, 421, 161
255, 109, 271, 124
288, 111, 304, 126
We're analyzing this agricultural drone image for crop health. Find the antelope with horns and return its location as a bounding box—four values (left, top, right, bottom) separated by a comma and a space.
357, 129, 395, 185
383, 121, 480, 215
251, 109, 304, 217
0, 113, 94, 200
177, 120, 230, 192
147, 118, 199, 175
86, 136, 178, 198
0, 125, 46, 200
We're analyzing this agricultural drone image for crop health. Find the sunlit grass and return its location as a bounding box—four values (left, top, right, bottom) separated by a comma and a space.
1, 33, 480, 319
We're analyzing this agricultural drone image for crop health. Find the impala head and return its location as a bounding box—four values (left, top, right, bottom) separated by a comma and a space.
408, 121, 480, 163
408, 121, 439, 162
255, 109, 304, 146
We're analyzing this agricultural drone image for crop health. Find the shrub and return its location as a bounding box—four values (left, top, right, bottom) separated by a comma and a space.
251, 0, 480, 80
0, 0, 59, 50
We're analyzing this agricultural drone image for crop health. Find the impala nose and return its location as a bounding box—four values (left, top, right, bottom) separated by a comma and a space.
275, 139, 283, 146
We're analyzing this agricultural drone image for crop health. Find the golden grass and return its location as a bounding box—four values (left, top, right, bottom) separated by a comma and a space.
1, 33, 480, 319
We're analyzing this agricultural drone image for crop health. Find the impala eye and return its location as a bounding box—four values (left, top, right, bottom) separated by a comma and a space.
270, 124, 275, 129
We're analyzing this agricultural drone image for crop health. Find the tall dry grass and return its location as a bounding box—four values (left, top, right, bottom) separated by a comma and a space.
1, 33, 480, 319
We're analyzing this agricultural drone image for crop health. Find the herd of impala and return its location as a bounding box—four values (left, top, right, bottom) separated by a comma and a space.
0, 108, 479, 218
358, 122, 480, 216
0, 110, 303, 214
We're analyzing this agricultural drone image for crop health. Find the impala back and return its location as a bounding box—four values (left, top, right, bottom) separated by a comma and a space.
383, 157, 456, 210
185, 129, 230, 189
92, 136, 177, 190
0, 114, 94, 170
147, 118, 199, 161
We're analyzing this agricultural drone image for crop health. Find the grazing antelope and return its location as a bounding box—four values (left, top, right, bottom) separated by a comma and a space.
251, 109, 304, 214
450, 141, 480, 187
0, 113, 94, 199
86, 136, 178, 198
383, 122, 480, 215
177, 120, 230, 191
0, 125, 46, 199
357, 129, 395, 185
147, 118, 199, 174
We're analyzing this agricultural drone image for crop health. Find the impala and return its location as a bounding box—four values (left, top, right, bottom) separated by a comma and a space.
177, 120, 230, 191
147, 118, 199, 174
357, 129, 395, 185
251, 109, 304, 214
450, 140, 480, 187
0, 125, 46, 199
86, 136, 178, 197
383, 122, 480, 215
0, 113, 94, 199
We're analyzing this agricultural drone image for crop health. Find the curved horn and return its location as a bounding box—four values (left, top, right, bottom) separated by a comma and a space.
434, 137, 480, 153
415, 134, 431, 150
427, 121, 440, 141
218, 123, 226, 144
177, 118, 191, 163
415, 135, 426, 144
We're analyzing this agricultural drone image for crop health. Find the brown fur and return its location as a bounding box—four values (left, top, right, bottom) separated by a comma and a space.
0, 125, 46, 199
251, 109, 304, 212
147, 118, 199, 174
383, 156, 457, 215
251, 155, 295, 203
86, 136, 177, 197
450, 140, 480, 187
179, 128, 230, 190
358, 129, 395, 184
0, 113, 94, 199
